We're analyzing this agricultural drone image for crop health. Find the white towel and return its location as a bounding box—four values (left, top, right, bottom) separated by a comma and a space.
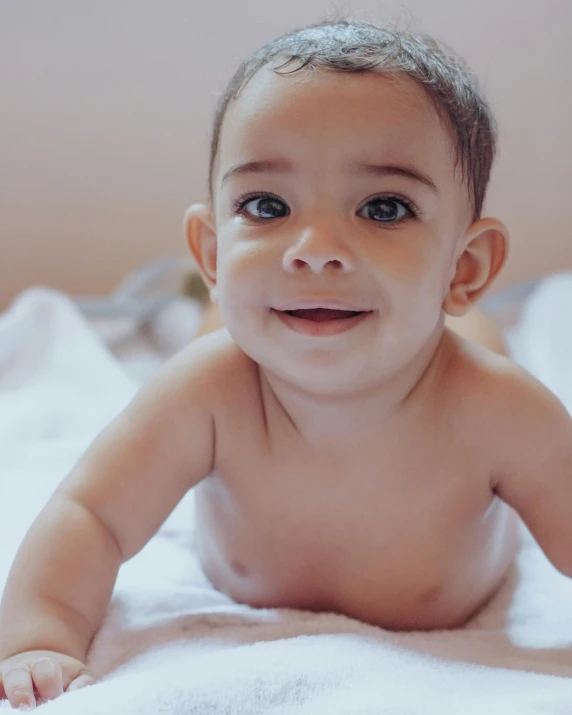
1, 286, 572, 714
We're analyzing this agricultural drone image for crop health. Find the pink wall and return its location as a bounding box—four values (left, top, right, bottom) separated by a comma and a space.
1, 0, 571, 308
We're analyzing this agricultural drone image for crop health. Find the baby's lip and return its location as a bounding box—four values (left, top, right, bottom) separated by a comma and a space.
272, 298, 371, 312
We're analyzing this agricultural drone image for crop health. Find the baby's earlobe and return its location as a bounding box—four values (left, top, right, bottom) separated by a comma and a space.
442, 289, 471, 317
210, 288, 218, 304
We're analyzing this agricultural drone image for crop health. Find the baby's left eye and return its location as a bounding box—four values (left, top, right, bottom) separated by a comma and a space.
358, 197, 413, 223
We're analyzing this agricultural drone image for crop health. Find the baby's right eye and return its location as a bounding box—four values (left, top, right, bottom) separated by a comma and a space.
233, 193, 290, 220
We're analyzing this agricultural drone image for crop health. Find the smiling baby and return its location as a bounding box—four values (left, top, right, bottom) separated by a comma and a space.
2, 19, 571, 710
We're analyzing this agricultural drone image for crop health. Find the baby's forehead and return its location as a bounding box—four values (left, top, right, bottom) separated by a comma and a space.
218, 67, 460, 186
230, 66, 439, 130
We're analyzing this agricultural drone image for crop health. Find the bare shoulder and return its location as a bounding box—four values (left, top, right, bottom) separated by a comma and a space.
116, 325, 258, 460
151, 328, 256, 403
445, 328, 566, 413
442, 329, 571, 480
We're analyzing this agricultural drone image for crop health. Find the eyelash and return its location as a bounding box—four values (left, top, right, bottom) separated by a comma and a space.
231, 191, 420, 225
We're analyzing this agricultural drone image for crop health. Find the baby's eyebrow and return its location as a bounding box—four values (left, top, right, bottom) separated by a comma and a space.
355, 163, 440, 196
221, 159, 440, 196
221, 159, 291, 186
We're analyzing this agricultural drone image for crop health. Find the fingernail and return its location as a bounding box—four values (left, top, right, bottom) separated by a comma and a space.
22, 694, 36, 710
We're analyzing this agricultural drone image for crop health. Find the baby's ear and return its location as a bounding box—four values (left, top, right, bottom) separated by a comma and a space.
184, 203, 218, 303
443, 217, 509, 317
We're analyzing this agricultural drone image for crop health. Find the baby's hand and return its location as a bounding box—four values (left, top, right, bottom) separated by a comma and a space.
0, 650, 94, 709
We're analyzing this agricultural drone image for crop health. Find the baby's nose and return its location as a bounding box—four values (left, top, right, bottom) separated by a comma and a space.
282, 230, 356, 274
286, 255, 347, 273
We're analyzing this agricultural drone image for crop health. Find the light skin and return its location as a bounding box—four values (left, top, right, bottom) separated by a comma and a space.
196, 300, 509, 354
2, 65, 572, 709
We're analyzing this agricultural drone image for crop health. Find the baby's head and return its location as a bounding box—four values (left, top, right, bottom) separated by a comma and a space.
186, 19, 509, 395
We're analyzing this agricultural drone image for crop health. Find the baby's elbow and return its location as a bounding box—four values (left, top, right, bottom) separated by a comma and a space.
552, 558, 572, 580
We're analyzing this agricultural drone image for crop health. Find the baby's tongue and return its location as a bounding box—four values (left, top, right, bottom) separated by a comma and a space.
288, 308, 359, 322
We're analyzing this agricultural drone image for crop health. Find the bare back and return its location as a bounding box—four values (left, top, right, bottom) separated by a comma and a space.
194, 329, 520, 630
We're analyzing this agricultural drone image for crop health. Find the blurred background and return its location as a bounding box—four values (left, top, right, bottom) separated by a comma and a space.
1, 0, 571, 310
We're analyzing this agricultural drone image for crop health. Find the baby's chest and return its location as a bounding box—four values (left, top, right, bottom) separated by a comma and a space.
199, 397, 509, 626
200, 436, 492, 577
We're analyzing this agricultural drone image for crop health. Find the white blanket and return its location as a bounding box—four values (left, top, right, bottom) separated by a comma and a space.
2, 286, 572, 714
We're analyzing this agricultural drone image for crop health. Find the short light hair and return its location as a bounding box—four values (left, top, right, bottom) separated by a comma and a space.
208, 19, 498, 220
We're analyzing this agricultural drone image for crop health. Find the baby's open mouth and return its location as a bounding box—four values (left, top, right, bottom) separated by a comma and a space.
273, 306, 372, 337
283, 308, 364, 322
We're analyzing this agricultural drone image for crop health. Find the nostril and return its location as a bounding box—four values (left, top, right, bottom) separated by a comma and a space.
286, 255, 350, 274
290, 258, 345, 271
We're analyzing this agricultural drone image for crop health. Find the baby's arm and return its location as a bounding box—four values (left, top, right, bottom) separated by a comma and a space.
0, 340, 216, 708
492, 367, 572, 577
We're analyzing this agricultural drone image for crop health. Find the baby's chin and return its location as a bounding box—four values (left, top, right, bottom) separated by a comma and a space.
223, 310, 410, 393
250, 342, 390, 398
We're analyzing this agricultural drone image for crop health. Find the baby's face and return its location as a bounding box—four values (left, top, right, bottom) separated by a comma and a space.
209, 67, 473, 394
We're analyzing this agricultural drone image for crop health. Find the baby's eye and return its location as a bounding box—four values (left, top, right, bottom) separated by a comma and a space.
236, 194, 289, 220
357, 197, 414, 224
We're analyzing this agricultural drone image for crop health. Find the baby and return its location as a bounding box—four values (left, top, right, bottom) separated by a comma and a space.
2, 19, 571, 710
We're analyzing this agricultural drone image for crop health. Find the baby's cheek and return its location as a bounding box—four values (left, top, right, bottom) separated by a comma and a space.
391, 239, 438, 278
387, 275, 444, 341
218, 244, 266, 290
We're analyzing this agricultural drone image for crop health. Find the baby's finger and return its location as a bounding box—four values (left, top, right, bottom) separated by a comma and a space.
1, 665, 36, 709
66, 671, 95, 692
30, 658, 63, 701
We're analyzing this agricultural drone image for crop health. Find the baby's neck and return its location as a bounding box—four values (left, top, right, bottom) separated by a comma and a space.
259, 327, 452, 446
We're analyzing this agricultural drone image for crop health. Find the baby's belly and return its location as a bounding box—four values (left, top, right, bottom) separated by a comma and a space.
194, 477, 520, 631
